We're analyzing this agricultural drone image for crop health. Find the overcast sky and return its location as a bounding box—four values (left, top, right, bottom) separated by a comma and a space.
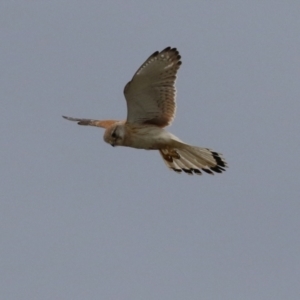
1, 1, 300, 299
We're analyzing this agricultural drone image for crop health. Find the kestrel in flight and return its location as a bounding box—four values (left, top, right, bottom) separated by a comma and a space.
63, 47, 227, 175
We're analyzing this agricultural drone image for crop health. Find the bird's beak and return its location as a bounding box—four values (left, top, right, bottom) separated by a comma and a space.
111, 143, 115, 147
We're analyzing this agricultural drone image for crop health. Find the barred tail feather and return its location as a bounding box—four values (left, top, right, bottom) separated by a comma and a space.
159, 142, 227, 175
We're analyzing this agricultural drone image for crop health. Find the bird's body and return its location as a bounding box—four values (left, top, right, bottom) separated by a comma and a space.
63, 47, 227, 175
103, 122, 179, 150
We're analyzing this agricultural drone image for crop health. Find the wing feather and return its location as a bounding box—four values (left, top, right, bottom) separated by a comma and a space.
124, 47, 181, 127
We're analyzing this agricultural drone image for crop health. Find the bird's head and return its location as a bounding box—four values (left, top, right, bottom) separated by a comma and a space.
103, 123, 125, 147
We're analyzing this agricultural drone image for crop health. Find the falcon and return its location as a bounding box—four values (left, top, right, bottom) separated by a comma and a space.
63, 47, 227, 175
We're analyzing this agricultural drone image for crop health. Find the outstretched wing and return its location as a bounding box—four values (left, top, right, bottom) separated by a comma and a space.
124, 47, 181, 127
62, 116, 118, 129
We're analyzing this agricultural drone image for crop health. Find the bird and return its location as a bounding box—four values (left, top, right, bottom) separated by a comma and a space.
63, 47, 227, 175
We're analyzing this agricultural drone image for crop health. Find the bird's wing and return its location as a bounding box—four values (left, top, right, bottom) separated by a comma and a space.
62, 116, 118, 129
124, 47, 181, 127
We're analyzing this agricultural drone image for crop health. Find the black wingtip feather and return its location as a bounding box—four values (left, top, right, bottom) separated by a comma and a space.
192, 169, 202, 175
202, 168, 214, 175
211, 151, 227, 168
182, 169, 193, 175
210, 166, 226, 173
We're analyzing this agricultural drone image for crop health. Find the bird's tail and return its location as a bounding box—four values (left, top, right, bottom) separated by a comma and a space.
159, 141, 227, 175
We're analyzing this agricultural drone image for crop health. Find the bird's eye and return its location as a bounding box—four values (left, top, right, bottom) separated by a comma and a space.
111, 130, 117, 138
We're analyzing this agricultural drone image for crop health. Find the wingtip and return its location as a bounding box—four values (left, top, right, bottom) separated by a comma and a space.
62, 115, 81, 123
62, 115, 74, 121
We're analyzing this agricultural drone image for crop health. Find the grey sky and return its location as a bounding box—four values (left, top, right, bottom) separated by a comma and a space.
1, 1, 300, 299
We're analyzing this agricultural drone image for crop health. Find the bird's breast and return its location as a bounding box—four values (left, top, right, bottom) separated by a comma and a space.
123, 125, 173, 150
